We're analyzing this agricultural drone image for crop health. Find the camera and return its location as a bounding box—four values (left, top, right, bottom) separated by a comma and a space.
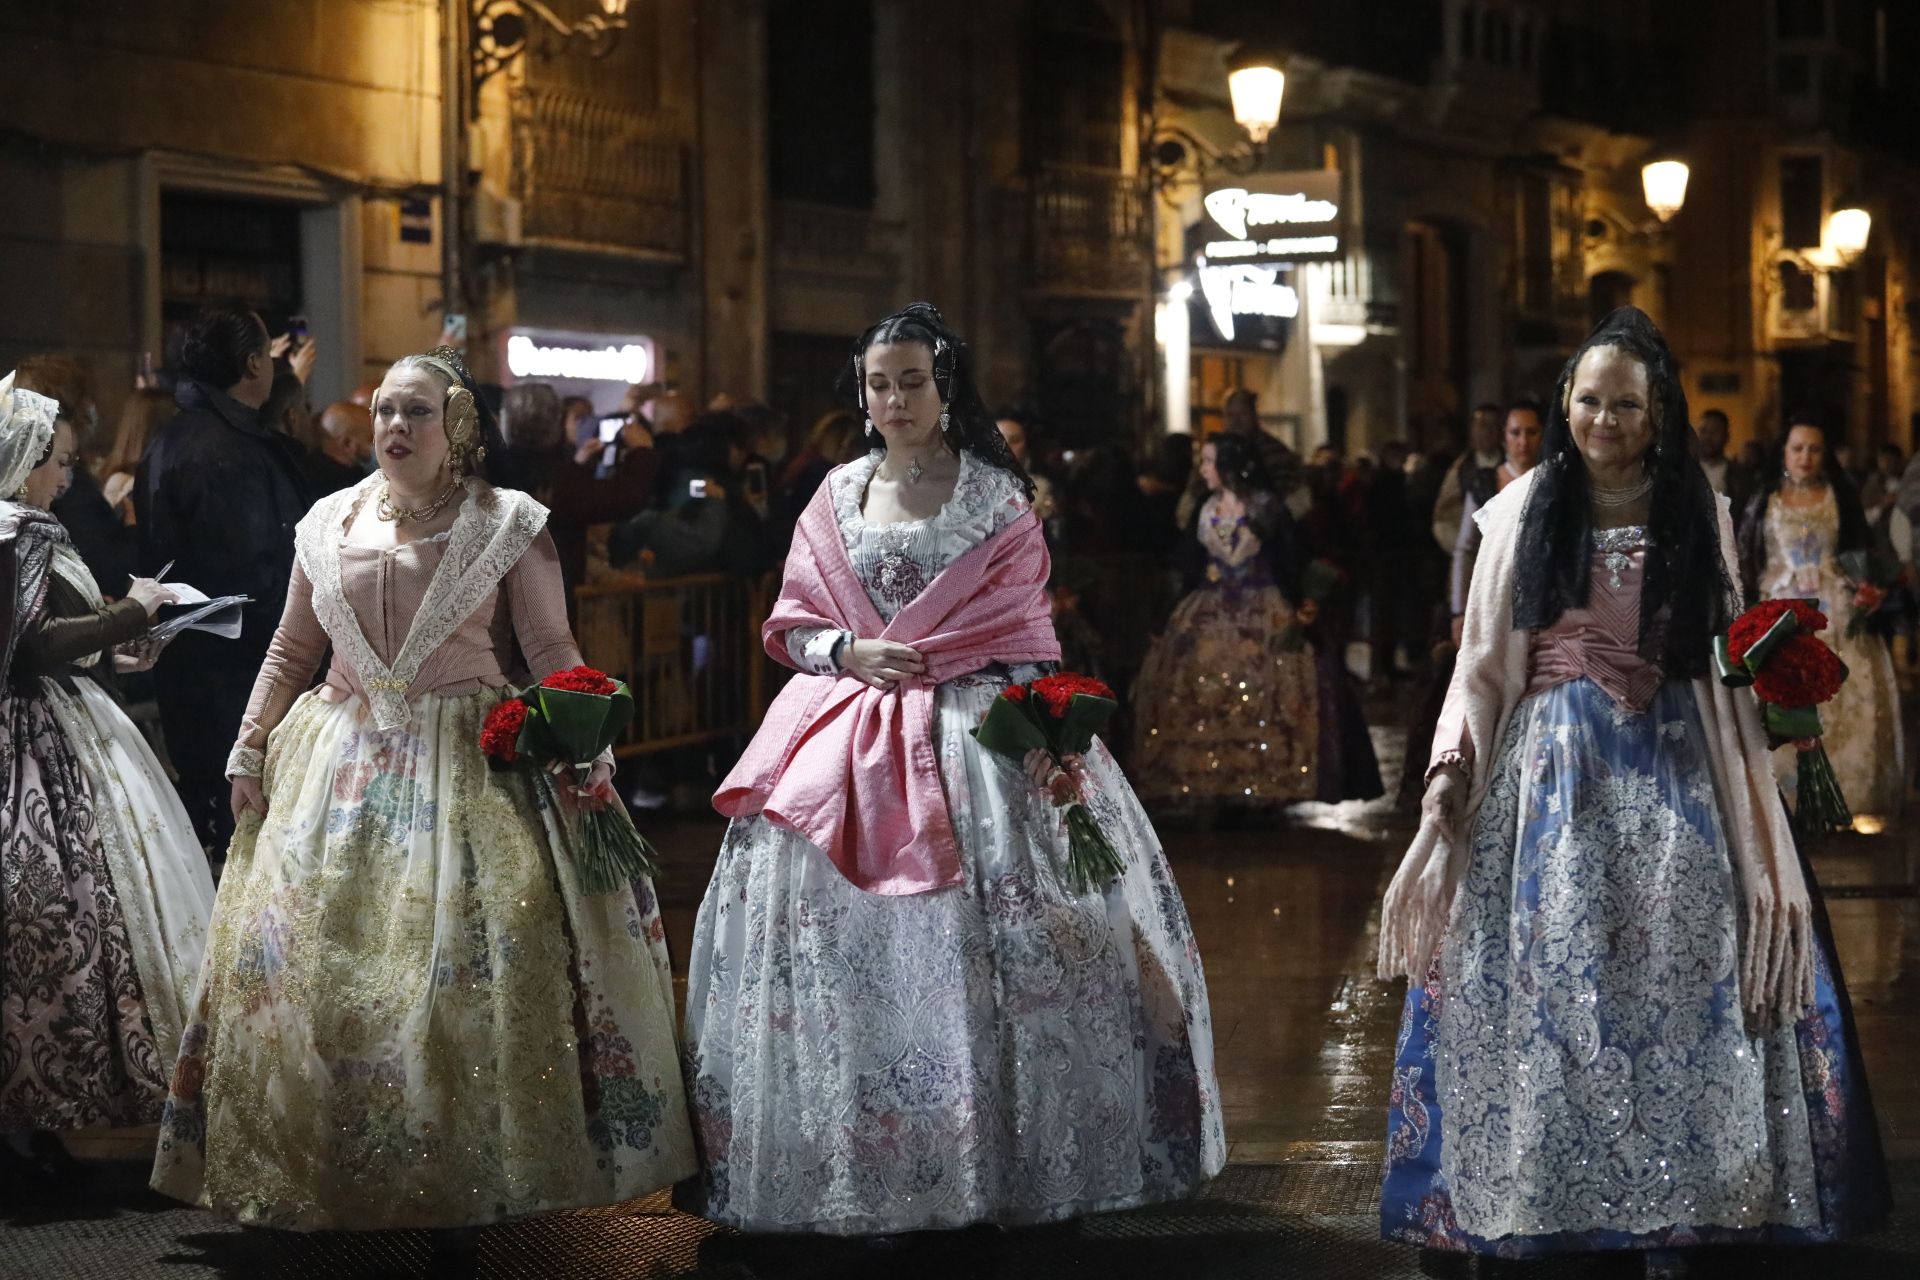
689, 478, 708, 499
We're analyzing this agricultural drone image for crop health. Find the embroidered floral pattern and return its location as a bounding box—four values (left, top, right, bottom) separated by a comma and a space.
1759, 490, 1905, 815
151, 682, 694, 1230
2, 691, 166, 1131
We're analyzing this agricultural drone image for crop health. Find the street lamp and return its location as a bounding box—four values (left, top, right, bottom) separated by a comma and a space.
472, 0, 631, 99
1227, 55, 1285, 147
1827, 205, 1872, 266
1640, 159, 1690, 223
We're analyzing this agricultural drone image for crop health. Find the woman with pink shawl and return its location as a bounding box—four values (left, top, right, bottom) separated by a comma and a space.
683, 304, 1224, 1236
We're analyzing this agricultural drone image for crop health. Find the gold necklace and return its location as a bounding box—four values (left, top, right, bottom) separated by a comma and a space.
377, 478, 462, 523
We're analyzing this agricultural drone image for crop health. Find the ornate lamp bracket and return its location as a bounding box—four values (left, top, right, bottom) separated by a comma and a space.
472, 0, 629, 101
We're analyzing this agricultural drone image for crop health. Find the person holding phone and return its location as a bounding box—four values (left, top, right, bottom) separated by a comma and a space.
606, 410, 761, 579
489, 382, 658, 620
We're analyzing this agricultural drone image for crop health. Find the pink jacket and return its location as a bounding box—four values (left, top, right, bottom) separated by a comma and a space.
714, 477, 1060, 894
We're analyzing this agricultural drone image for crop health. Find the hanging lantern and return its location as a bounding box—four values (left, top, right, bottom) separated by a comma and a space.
1827, 206, 1872, 265
1641, 160, 1690, 223
1228, 62, 1285, 147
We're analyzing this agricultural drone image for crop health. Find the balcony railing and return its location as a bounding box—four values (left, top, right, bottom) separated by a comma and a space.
510, 86, 688, 260
1027, 167, 1150, 297
772, 199, 898, 278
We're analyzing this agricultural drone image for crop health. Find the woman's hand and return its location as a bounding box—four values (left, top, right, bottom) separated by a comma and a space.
125, 577, 178, 619
842, 639, 926, 689
574, 436, 606, 466
230, 775, 268, 819
1421, 767, 1467, 835
1024, 747, 1083, 805
553, 760, 617, 811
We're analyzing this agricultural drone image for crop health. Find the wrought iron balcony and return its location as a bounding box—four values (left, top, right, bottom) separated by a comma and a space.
509, 85, 687, 261
1026, 167, 1151, 298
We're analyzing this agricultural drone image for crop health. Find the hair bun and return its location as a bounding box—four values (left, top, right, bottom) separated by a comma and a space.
900, 302, 947, 327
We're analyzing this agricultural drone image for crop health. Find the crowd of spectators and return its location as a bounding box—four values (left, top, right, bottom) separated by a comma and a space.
24, 305, 1920, 829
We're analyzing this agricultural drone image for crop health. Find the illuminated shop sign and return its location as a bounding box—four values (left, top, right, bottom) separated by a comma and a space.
501, 329, 654, 385
1199, 171, 1344, 265
1196, 259, 1299, 342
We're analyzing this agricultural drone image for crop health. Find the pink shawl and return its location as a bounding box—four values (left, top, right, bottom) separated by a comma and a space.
713, 473, 1061, 894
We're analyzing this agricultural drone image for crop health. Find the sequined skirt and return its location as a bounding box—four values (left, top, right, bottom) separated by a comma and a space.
1131, 580, 1319, 808
149, 688, 697, 1230
1380, 678, 1888, 1255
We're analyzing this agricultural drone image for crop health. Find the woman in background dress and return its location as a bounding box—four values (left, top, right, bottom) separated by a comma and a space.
1739, 415, 1905, 822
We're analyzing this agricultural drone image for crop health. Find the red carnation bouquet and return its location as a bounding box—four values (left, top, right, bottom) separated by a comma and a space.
972, 673, 1127, 892
1838, 548, 1902, 639
479, 665, 660, 892
1715, 599, 1851, 833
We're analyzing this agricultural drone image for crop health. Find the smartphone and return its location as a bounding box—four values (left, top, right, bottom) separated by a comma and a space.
689, 478, 709, 499
288, 314, 310, 343
599, 415, 626, 443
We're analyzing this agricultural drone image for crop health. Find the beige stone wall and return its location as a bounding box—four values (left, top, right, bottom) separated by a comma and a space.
0, 1, 443, 424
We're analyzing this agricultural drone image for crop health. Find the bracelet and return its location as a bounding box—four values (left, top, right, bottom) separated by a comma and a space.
226, 744, 265, 779
1424, 750, 1469, 786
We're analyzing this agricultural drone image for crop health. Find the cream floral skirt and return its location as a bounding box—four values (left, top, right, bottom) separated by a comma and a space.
150, 688, 695, 1230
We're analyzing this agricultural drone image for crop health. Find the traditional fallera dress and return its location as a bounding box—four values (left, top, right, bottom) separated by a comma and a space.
1377, 476, 1888, 1257
1, 499, 215, 1134
1757, 487, 1905, 819
684, 450, 1224, 1235
150, 475, 695, 1230
1131, 492, 1318, 808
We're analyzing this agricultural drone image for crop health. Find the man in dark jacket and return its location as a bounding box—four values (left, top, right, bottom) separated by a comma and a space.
137, 306, 311, 852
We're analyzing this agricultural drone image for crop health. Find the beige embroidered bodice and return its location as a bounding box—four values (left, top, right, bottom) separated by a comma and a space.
229, 477, 581, 774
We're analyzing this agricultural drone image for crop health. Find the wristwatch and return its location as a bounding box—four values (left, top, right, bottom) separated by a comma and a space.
829, 629, 854, 670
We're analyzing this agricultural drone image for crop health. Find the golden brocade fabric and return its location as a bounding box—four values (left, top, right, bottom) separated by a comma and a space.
150, 689, 695, 1229
1131, 497, 1317, 808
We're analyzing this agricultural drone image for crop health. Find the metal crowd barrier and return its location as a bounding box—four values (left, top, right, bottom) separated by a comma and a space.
573, 573, 776, 756
570, 555, 1179, 757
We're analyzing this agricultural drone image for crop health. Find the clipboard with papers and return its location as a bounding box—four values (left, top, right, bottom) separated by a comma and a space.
148, 593, 251, 644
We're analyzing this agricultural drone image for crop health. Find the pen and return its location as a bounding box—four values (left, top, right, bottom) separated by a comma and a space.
154, 560, 174, 582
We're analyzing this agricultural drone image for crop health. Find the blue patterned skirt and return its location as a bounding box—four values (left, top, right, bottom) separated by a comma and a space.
1380, 678, 1888, 1256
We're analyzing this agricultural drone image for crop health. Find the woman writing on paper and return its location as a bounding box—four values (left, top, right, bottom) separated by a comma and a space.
1, 372, 214, 1188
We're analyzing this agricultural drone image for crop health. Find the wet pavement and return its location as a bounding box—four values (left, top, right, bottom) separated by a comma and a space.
7, 728, 1918, 1277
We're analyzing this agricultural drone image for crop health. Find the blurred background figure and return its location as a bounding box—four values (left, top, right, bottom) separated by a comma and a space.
137, 305, 310, 853
98, 387, 175, 525
996, 414, 1055, 524
493, 380, 658, 617
15, 355, 139, 598
304, 400, 374, 496
772, 408, 865, 557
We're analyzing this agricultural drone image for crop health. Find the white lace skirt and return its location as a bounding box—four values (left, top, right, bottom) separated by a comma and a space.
149, 688, 696, 1230
681, 674, 1226, 1234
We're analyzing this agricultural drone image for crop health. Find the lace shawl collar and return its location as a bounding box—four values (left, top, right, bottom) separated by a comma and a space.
0, 500, 59, 682
296, 474, 549, 731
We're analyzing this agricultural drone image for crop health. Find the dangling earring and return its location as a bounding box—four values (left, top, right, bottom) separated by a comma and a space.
939, 407, 951, 436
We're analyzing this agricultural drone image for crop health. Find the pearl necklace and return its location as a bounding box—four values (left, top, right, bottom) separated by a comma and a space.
1589, 477, 1653, 507
377, 478, 462, 523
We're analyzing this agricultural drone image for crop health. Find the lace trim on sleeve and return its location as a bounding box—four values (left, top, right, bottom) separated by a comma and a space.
226, 744, 266, 779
